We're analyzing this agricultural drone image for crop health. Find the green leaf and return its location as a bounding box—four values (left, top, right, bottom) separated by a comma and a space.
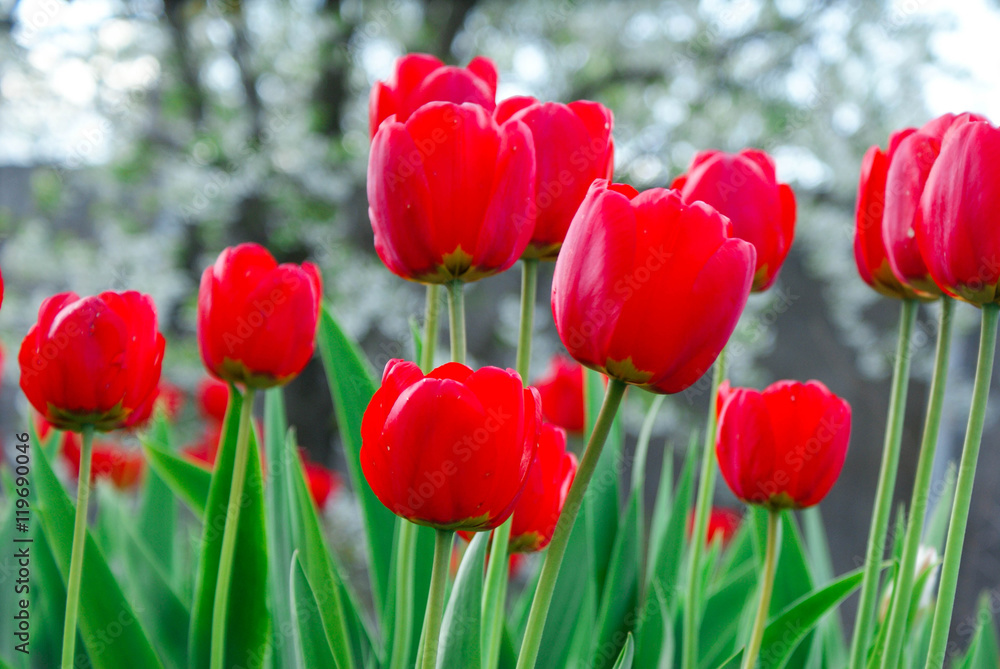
141, 438, 212, 518
699, 559, 757, 667
923, 463, 956, 554
437, 532, 488, 669
635, 582, 672, 669
187, 388, 270, 669
33, 429, 163, 669
955, 592, 999, 669
592, 491, 641, 669
535, 512, 594, 668
612, 633, 635, 669
317, 304, 396, 613
647, 433, 698, 609
802, 507, 848, 668
139, 414, 177, 577
291, 550, 339, 668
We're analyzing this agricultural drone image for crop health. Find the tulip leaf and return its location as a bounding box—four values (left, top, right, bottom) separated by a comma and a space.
32, 429, 163, 669
535, 513, 594, 668
188, 388, 270, 669
290, 550, 339, 669
583, 368, 621, 593
141, 438, 212, 519
317, 303, 396, 613
138, 414, 177, 577
611, 633, 635, 669
955, 593, 1000, 669
591, 491, 641, 669
634, 582, 672, 669
647, 432, 698, 608
437, 532, 488, 669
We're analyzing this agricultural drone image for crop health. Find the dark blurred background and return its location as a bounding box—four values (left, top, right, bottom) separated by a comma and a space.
1, 0, 999, 652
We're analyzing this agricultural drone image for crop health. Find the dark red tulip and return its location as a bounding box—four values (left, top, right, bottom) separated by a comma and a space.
917, 118, 1000, 305
687, 507, 742, 546
508, 424, 577, 552
61, 431, 144, 490
361, 359, 540, 531
534, 355, 585, 434
715, 379, 851, 509
198, 243, 322, 388
672, 149, 795, 291
368, 102, 536, 284
552, 180, 755, 395
494, 96, 614, 259
369, 53, 498, 138
19, 291, 165, 432
197, 377, 231, 422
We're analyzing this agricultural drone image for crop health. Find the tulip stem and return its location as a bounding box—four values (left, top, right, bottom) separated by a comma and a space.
418, 529, 454, 669
421, 284, 440, 371
210, 387, 256, 669
515, 258, 538, 380
879, 298, 954, 669
447, 281, 467, 366
61, 424, 94, 669
683, 345, 727, 669
742, 508, 781, 669
515, 378, 627, 669
924, 302, 999, 669
848, 298, 917, 669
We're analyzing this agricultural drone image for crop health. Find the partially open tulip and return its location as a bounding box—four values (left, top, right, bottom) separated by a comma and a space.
534, 355, 586, 434
687, 507, 742, 546
369, 53, 498, 137
716, 380, 851, 509
494, 96, 614, 259
672, 149, 795, 291
917, 118, 1000, 305
552, 180, 755, 395
368, 102, 537, 284
508, 424, 577, 552
361, 359, 540, 531
19, 291, 165, 432
198, 243, 322, 388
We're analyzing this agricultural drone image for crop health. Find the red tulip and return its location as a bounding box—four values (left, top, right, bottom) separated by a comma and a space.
198, 243, 322, 388
672, 149, 795, 292
361, 359, 540, 531
197, 377, 231, 422
302, 457, 341, 508
494, 96, 614, 259
715, 379, 851, 509
508, 424, 577, 552
128, 380, 186, 427
551, 180, 755, 395
368, 102, 536, 284
19, 291, 165, 432
61, 432, 144, 490
369, 53, 498, 138
534, 355, 585, 434
917, 118, 1000, 305
687, 507, 742, 546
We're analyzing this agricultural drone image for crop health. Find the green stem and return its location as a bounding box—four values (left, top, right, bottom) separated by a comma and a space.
924, 302, 999, 669
421, 284, 440, 372
848, 298, 917, 669
390, 521, 418, 669
448, 281, 466, 366
683, 346, 728, 669
515, 378, 628, 669
515, 258, 538, 380
210, 388, 256, 669
742, 509, 781, 669
418, 529, 454, 669
61, 425, 94, 669
879, 298, 954, 668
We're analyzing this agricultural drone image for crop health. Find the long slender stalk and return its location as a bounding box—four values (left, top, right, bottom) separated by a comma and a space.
448, 281, 466, 366
61, 425, 94, 669
210, 388, 256, 669
514, 259, 538, 380
924, 302, 999, 669
515, 378, 628, 669
742, 509, 781, 669
848, 298, 917, 668
390, 284, 442, 669
683, 346, 728, 669
418, 529, 454, 669
879, 298, 954, 668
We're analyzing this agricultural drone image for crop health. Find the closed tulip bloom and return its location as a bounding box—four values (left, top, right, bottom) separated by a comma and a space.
302, 457, 341, 509
494, 96, 614, 259
552, 180, 755, 395
19, 291, 165, 432
361, 359, 541, 531
534, 355, 585, 434
369, 53, 498, 137
716, 380, 851, 509
687, 507, 742, 546
61, 432, 144, 490
368, 102, 537, 283
918, 118, 1000, 305
508, 424, 577, 552
197, 377, 231, 422
198, 243, 322, 388
672, 149, 795, 291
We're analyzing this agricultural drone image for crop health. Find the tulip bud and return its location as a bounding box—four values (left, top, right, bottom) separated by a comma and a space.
19, 291, 165, 432
534, 355, 585, 434
361, 359, 540, 531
